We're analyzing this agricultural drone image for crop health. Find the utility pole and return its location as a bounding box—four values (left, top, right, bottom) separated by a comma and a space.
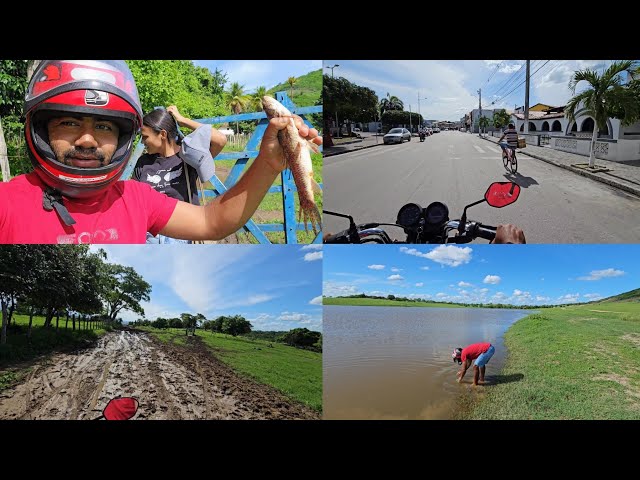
524, 60, 530, 135
325, 64, 340, 137
409, 105, 413, 132
478, 88, 482, 136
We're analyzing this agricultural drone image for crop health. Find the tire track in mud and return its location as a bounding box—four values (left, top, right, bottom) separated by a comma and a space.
0, 329, 320, 420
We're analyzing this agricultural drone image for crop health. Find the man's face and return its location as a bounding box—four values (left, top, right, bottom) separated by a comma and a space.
47, 116, 119, 168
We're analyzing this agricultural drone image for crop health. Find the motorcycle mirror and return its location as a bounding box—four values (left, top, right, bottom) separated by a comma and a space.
102, 397, 139, 420
484, 182, 521, 208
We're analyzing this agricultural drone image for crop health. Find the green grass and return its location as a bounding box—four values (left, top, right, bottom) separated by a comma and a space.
323, 297, 465, 308
141, 328, 321, 411
455, 304, 640, 419
0, 314, 106, 390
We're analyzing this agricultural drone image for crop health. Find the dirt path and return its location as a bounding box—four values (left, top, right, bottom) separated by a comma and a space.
0, 330, 319, 420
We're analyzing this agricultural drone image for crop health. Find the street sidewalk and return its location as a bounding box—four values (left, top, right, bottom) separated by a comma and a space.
482, 135, 640, 197
323, 133, 640, 197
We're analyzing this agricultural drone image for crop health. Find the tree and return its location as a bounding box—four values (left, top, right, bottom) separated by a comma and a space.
226, 82, 249, 134
250, 86, 268, 112
0, 60, 29, 182
492, 109, 511, 130
287, 76, 297, 99
478, 116, 490, 136
565, 60, 640, 168
323, 75, 378, 132
280, 328, 321, 350
221, 315, 252, 336
102, 264, 151, 323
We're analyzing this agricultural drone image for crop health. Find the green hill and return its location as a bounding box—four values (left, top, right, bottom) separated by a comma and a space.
268, 69, 321, 107
598, 288, 640, 303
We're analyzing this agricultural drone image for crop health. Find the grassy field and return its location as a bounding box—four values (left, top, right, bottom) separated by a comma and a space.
142, 328, 322, 411
455, 301, 640, 419
0, 314, 106, 391
323, 297, 465, 308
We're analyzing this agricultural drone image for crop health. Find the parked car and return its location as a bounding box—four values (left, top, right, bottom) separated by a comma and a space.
383, 128, 411, 144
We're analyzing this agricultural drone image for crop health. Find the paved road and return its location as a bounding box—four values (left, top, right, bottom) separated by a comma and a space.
324, 131, 640, 243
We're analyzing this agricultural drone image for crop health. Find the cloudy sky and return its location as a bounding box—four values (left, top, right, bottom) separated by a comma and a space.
322, 60, 629, 121
90, 245, 323, 331
194, 60, 322, 93
323, 244, 639, 306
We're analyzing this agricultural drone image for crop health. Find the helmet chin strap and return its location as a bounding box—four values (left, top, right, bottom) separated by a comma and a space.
43, 187, 76, 226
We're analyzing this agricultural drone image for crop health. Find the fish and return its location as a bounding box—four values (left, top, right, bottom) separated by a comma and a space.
261, 95, 322, 236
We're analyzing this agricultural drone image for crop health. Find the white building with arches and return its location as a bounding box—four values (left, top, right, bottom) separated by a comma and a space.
509, 103, 640, 163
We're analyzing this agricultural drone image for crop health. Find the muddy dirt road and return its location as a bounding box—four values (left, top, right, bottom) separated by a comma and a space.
0, 330, 319, 420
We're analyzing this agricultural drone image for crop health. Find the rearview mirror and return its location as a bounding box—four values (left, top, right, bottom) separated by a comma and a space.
103, 397, 139, 420
485, 182, 520, 208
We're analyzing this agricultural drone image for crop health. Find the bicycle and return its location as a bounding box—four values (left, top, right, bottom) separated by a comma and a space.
501, 144, 518, 174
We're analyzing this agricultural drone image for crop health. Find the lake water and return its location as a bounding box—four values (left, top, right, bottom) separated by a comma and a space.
323, 305, 531, 420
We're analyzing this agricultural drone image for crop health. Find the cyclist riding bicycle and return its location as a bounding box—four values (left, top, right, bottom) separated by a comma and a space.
497, 122, 518, 161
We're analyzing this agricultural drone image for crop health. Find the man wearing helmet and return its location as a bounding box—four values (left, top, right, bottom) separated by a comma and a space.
452, 342, 495, 386
0, 60, 322, 244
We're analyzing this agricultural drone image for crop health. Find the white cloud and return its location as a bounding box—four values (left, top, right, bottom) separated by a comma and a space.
323, 281, 358, 297
300, 245, 322, 251
387, 274, 403, 281
309, 296, 323, 305
536, 295, 550, 302
458, 281, 472, 287
424, 245, 473, 267
304, 251, 323, 261
478, 288, 489, 294
399, 247, 431, 259
415, 282, 424, 287
391, 267, 402, 272
246, 294, 276, 305
368, 264, 385, 270
583, 293, 602, 300
483, 275, 501, 285
420, 266, 430, 270
278, 312, 312, 322
578, 268, 625, 281
557, 293, 581, 303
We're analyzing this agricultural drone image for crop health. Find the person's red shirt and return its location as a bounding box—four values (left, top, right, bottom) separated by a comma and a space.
461, 342, 492, 362
0, 172, 178, 244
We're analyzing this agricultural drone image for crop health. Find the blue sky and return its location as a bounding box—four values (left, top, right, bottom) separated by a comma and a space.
323, 245, 639, 306
193, 60, 322, 93
323, 60, 629, 121
89, 245, 323, 331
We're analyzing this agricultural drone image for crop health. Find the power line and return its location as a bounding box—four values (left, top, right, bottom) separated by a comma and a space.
492, 60, 550, 106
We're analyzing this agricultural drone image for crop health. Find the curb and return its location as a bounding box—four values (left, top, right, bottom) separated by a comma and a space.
323, 142, 383, 158
481, 137, 640, 198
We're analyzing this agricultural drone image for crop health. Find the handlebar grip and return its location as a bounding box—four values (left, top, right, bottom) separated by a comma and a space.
323, 232, 348, 244
476, 224, 497, 241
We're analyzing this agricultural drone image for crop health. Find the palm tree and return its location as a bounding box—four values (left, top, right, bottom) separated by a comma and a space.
565, 60, 640, 168
388, 95, 404, 111
250, 86, 268, 111
226, 82, 249, 134
478, 116, 490, 136
287, 76, 297, 99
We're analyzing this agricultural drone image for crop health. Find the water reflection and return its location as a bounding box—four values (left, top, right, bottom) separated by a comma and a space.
323, 305, 531, 419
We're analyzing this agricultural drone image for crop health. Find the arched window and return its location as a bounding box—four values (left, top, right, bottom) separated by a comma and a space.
581, 117, 594, 132
571, 122, 577, 132
542, 121, 549, 131
520, 123, 524, 132
528, 122, 536, 131
552, 120, 562, 131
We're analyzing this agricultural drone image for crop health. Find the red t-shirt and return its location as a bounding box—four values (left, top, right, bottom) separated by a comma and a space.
461, 342, 492, 362
0, 172, 178, 244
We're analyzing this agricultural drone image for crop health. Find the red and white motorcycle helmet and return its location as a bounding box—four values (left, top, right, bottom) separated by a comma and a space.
24, 60, 143, 198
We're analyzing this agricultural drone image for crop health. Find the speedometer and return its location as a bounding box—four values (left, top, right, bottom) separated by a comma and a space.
396, 203, 423, 227
425, 202, 449, 224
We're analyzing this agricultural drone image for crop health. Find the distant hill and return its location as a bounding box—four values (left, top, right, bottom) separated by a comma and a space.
598, 288, 640, 303
268, 69, 321, 107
